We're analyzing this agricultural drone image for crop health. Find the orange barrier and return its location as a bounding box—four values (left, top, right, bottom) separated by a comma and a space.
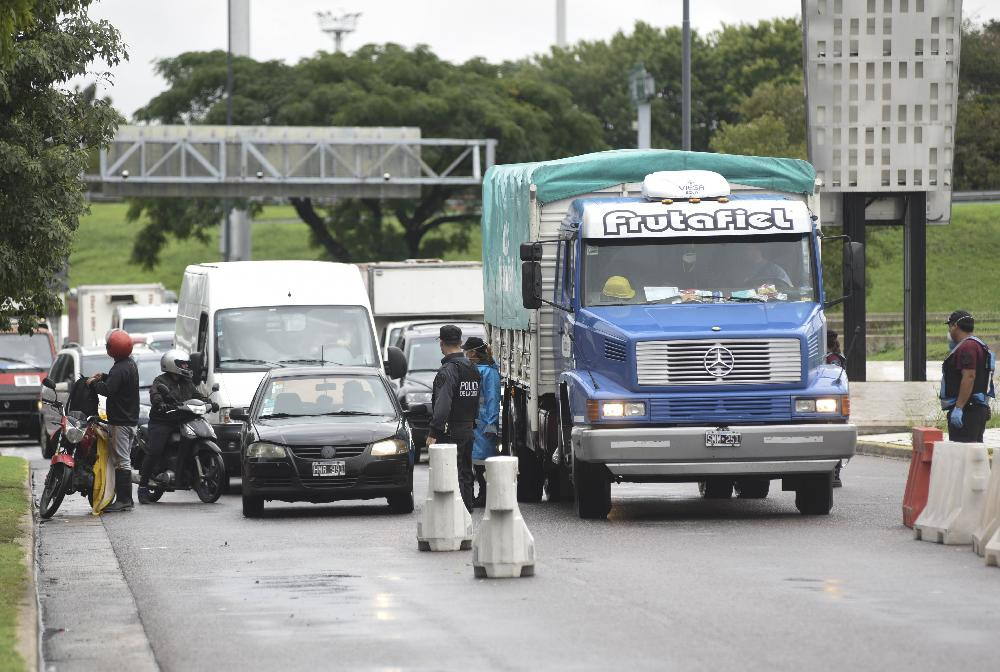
903, 427, 943, 528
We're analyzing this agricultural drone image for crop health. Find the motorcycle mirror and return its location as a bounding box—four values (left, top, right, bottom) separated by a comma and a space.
42, 377, 56, 390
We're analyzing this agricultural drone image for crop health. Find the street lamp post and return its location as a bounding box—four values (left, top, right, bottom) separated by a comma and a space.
629, 63, 655, 150
316, 11, 362, 53
682, 0, 691, 151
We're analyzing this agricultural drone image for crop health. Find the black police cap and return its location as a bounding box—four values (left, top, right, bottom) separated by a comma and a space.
439, 324, 462, 344
462, 336, 486, 351
946, 310, 974, 330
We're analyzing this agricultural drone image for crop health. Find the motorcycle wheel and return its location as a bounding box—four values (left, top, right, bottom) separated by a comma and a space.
193, 450, 226, 504
39, 463, 72, 519
146, 487, 165, 502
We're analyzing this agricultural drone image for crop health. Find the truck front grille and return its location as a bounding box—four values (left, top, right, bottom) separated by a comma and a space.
649, 396, 792, 423
635, 339, 802, 385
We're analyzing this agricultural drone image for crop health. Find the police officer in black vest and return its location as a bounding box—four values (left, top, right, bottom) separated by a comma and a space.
940, 310, 995, 442
426, 325, 481, 512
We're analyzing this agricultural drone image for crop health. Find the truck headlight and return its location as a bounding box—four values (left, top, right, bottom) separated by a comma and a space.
371, 438, 407, 456
405, 392, 431, 405
794, 397, 841, 414
596, 401, 646, 419
246, 442, 286, 458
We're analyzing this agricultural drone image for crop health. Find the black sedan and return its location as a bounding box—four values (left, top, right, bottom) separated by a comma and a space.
233, 367, 416, 517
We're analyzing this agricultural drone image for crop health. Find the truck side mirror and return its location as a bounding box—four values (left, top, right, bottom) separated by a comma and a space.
384, 346, 407, 380
847, 241, 865, 294
522, 261, 543, 310
190, 351, 208, 384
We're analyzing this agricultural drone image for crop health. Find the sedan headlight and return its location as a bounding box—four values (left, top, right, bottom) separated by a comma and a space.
371, 438, 407, 456
405, 392, 432, 405
246, 442, 287, 458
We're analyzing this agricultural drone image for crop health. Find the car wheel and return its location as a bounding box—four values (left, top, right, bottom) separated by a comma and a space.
242, 494, 264, 518
698, 478, 734, 499
734, 477, 770, 499
387, 491, 414, 514
795, 472, 834, 515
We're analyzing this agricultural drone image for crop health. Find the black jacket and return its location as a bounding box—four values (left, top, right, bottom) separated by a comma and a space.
92, 357, 139, 426
149, 372, 207, 422
429, 352, 481, 440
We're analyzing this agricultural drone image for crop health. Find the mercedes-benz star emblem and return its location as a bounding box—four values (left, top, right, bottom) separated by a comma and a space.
320, 446, 337, 459
703, 346, 736, 378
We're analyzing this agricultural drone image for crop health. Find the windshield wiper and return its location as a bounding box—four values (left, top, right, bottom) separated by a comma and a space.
318, 410, 382, 416
278, 358, 340, 366
0, 356, 29, 364
219, 358, 283, 367
258, 412, 299, 419
729, 296, 766, 303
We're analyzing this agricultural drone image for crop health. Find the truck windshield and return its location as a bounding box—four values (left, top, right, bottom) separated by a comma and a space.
121, 317, 175, 334
582, 233, 816, 306
0, 334, 53, 370
214, 305, 378, 371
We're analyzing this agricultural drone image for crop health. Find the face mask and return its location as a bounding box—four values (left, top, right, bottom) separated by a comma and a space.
948, 337, 958, 351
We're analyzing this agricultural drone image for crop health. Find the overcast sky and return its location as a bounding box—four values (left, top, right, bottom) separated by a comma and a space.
79, 0, 1000, 119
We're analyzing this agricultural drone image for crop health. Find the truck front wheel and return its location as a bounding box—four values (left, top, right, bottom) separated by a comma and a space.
698, 478, 733, 499
794, 472, 834, 515
573, 456, 611, 519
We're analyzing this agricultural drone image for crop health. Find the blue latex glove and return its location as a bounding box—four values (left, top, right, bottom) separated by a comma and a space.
950, 406, 965, 428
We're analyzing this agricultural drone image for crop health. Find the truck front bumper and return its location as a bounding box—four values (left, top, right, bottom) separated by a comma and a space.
571, 423, 856, 479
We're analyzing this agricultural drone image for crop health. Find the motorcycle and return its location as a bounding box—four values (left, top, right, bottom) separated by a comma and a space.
38, 378, 103, 519
133, 387, 227, 504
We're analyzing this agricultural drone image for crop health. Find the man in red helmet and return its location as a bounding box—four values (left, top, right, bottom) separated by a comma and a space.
87, 328, 140, 512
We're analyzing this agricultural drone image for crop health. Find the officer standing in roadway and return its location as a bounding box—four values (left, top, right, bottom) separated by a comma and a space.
940, 310, 994, 442
426, 325, 481, 512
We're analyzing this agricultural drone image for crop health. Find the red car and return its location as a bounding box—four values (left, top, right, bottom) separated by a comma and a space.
0, 327, 57, 440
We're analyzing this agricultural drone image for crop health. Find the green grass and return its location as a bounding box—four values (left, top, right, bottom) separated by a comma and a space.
0, 457, 29, 672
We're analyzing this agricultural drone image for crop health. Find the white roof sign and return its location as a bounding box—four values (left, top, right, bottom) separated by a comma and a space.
581, 199, 813, 239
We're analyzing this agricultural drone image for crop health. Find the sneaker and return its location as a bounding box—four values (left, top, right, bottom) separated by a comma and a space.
103, 500, 134, 512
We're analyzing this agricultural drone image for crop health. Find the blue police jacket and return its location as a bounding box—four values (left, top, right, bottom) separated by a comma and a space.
472, 362, 500, 462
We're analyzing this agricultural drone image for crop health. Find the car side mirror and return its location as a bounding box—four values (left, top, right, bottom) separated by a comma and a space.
42, 377, 56, 390
230, 407, 249, 422
404, 403, 429, 416
385, 346, 407, 380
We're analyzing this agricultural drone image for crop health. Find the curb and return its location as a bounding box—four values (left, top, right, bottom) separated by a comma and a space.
14, 461, 40, 672
856, 441, 913, 459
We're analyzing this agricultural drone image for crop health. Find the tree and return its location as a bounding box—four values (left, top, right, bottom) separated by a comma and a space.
0, 0, 33, 64
127, 45, 606, 267
709, 77, 807, 158
954, 20, 1000, 190
0, 0, 125, 331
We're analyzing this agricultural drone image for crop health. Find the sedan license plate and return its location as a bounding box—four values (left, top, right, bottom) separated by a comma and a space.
0, 420, 18, 429
312, 461, 346, 477
706, 430, 741, 448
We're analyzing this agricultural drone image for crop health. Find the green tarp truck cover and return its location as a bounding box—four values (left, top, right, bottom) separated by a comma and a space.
481, 149, 817, 330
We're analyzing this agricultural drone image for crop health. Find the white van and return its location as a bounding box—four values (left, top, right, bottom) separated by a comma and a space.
113, 303, 178, 336
175, 261, 406, 476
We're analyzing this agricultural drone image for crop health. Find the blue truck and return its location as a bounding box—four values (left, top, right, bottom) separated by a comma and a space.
481, 150, 861, 519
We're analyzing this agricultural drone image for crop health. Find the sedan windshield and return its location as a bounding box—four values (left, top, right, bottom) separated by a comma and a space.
0, 334, 53, 370
257, 375, 396, 418
215, 306, 377, 371
406, 339, 442, 372
583, 233, 816, 306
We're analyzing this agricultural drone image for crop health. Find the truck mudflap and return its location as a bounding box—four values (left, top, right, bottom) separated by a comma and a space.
571, 423, 856, 478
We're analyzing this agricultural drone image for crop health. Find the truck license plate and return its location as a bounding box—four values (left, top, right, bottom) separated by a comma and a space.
312, 461, 346, 477
705, 430, 741, 447
0, 420, 18, 429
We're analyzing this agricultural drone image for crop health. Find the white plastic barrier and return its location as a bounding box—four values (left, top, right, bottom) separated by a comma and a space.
472, 456, 535, 578
914, 441, 990, 545
973, 450, 1000, 557
416, 443, 473, 552
985, 531, 1000, 567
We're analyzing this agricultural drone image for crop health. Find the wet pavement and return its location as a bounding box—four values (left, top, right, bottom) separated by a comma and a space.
11, 443, 1000, 672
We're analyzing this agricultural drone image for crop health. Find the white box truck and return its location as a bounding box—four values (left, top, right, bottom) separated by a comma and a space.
67, 284, 168, 347
175, 261, 406, 477
358, 260, 484, 350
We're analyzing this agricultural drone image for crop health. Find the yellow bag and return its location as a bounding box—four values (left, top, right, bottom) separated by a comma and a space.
91, 426, 115, 515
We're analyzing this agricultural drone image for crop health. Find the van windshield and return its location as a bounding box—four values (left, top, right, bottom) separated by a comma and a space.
582, 233, 816, 306
214, 306, 378, 371
0, 333, 53, 370
121, 317, 175, 334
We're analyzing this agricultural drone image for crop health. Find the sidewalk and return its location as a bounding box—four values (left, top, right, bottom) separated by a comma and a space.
856, 428, 1000, 458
